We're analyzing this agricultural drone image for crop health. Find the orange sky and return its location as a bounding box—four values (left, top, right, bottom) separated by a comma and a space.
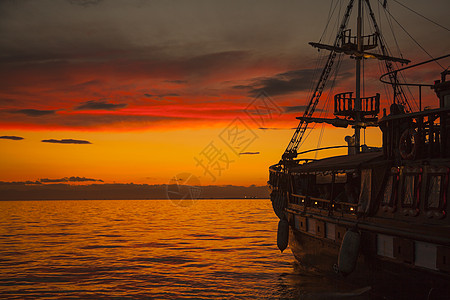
0, 0, 449, 186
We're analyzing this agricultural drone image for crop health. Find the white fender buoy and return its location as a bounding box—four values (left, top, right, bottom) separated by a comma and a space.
277, 218, 289, 253
337, 228, 360, 275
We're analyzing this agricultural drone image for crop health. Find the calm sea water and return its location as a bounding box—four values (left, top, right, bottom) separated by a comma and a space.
0, 199, 371, 299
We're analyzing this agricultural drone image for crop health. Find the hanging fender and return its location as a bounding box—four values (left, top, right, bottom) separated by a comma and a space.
337, 228, 360, 276
277, 218, 289, 253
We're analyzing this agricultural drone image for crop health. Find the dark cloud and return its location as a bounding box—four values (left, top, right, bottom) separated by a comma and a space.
42, 139, 92, 144
9, 109, 56, 117
284, 105, 309, 113
144, 93, 179, 99
284, 105, 328, 114
57, 114, 177, 128
165, 80, 187, 84
75, 100, 127, 111
0, 111, 178, 129
232, 85, 249, 90
239, 152, 260, 155
236, 66, 354, 97
67, 176, 103, 182
68, 0, 103, 7
39, 178, 67, 183
183, 50, 250, 77
0, 135, 24, 140
69, 80, 103, 90
0, 98, 19, 105
258, 127, 297, 130
40, 176, 103, 183
234, 69, 317, 96
0, 180, 41, 185
257, 69, 317, 95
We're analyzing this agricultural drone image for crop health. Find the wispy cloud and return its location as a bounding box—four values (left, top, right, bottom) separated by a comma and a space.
0, 180, 41, 185
42, 139, 92, 144
0, 111, 181, 130
235, 66, 353, 97
258, 127, 297, 130
68, 0, 103, 7
144, 93, 179, 99
164, 80, 187, 84
75, 100, 127, 111
234, 69, 318, 96
239, 151, 260, 155
283, 105, 326, 113
9, 109, 56, 117
39, 176, 103, 183
0, 135, 24, 140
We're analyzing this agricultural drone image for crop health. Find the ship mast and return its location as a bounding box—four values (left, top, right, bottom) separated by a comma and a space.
355, 0, 363, 153
282, 0, 411, 162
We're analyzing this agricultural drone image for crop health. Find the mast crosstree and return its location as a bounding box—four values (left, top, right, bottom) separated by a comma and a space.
282, 0, 411, 162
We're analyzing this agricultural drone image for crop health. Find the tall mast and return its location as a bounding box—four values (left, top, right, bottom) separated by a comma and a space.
282, 0, 410, 162
354, 0, 363, 153
281, 0, 355, 161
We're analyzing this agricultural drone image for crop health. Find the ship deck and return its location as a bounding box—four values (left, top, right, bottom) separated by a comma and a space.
290, 151, 383, 174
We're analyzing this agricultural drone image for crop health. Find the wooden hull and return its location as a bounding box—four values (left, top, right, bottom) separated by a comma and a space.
288, 225, 450, 299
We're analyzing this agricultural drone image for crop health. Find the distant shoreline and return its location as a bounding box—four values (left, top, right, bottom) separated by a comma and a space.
0, 182, 270, 201
0, 198, 270, 201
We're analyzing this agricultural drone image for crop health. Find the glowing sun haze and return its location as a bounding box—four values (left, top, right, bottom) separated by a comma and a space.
1, 0, 449, 186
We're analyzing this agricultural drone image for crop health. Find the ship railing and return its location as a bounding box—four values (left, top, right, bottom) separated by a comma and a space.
309, 196, 332, 211
334, 92, 380, 118
289, 194, 332, 212
340, 29, 378, 51
334, 201, 358, 215
268, 165, 283, 188
289, 193, 307, 206
289, 193, 358, 216
380, 107, 450, 159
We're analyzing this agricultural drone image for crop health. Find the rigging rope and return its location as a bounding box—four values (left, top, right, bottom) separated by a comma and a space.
376, 1, 394, 107
366, 0, 412, 111
283, 0, 355, 159
377, 59, 393, 106
309, 2, 342, 107
391, 0, 450, 32
301, 53, 344, 150
399, 70, 419, 111
379, 3, 418, 110
315, 123, 325, 160
319, 0, 340, 43
363, 56, 365, 98
314, 54, 342, 158
301, 3, 346, 152
379, 1, 404, 60
378, 0, 446, 70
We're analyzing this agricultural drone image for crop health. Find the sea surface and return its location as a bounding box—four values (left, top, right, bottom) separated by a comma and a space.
0, 199, 373, 299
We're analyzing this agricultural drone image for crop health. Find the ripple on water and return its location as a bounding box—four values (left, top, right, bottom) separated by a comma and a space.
0, 199, 381, 299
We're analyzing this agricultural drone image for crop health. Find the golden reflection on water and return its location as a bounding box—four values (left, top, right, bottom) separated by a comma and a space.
0, 200, 300, 298
0, 199, 372, 299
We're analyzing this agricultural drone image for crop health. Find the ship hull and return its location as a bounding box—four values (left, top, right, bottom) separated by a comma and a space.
288, 224, 450, 299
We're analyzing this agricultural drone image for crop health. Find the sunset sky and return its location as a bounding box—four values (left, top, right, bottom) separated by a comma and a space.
1, 0, 449, 187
